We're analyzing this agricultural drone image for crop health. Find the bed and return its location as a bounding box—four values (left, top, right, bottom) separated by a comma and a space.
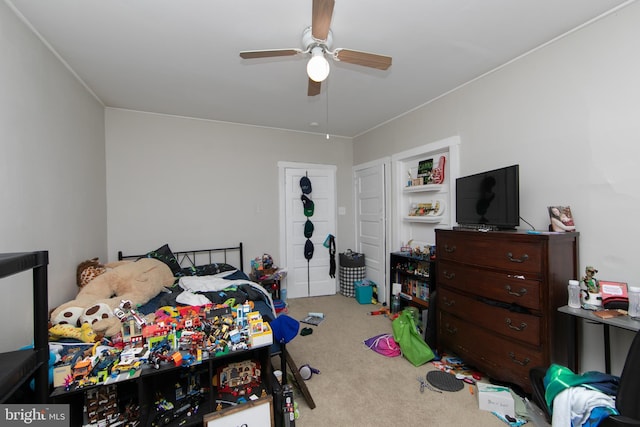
117, 242, 277, 322
50, 243, 315, 412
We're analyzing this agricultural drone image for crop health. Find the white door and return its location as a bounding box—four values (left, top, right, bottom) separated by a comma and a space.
279, 163, 337, 299
353, 159, 389, 303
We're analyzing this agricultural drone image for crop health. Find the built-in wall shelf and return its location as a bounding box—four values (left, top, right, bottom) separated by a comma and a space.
391, 136, 460, 251
403, 184, 444, 193
403, 216, 444, 223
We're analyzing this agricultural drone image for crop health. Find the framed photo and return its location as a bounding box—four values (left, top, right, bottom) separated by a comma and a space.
548, 205, 576, 232
204, 395, 273, 427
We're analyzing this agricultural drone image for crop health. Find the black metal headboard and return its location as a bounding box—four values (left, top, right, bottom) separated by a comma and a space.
117, 242, 244, 271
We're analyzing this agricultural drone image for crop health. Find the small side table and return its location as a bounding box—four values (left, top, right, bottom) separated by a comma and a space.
558, 305, 640, 373
251, 269, 285, 300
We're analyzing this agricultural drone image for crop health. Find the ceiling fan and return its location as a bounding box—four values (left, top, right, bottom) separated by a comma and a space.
239, 0, 392, 96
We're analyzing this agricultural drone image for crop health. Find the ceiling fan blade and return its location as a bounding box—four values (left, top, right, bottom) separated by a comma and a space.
239, 49, 300, 59
312, 0, 335, 41
334, 48, 392, 70
308, 78, 321, 96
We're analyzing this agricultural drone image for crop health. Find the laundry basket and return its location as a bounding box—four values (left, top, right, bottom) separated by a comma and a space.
339, 250, 365, 297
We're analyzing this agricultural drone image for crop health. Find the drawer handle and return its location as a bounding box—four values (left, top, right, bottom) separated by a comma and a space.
504, 285, 527, 297
508, 352, 531, 366
442, 297, 455, 307
506, 252, 529, 263
505, 318, 527, 331
445, 323, 457, 335
444, 244, 456, 253
443, 271, 455, 280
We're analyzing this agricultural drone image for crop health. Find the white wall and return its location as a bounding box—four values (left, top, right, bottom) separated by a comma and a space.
0, 1, 107, 351
105, 109, 355, 272
354, 1, 640, 374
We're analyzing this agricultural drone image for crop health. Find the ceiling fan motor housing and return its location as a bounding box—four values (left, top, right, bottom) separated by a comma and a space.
302, 26, 332, 53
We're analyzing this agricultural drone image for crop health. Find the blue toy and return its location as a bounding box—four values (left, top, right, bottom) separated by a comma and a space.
19, 343, 61, 389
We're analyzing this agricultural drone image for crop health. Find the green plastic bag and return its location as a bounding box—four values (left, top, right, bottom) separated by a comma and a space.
392, 308, 435, 366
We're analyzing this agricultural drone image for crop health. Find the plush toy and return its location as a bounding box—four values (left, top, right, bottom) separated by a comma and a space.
76, 257, 107, 288
50, 258, 175, 337
49, 323, 98, 343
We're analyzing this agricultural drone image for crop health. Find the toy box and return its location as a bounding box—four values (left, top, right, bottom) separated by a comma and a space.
355, 282, 372, 304
250, 322, 273, 348
476, 382, 515, 417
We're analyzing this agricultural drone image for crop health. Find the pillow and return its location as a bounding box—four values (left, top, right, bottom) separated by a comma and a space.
145, 244, 182, 276
178, 263, 238, 277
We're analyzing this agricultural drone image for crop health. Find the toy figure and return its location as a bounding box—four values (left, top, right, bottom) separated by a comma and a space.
580, 266, 602, 310
582, 266, 600, 293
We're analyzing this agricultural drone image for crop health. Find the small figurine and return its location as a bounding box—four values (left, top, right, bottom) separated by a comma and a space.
63, 374, 74, 391
580, 266, 602, 310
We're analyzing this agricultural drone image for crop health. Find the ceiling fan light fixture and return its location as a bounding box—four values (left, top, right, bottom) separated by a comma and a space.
307, 47, 330, 82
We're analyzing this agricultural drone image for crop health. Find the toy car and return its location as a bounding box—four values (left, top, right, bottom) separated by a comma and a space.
181, 353, 196, 367
111, 347, 146, 376
76, 376, 98, 389
91, 350, 119, 379
72, 359, 92, 382
111, 358, 141, 376
148, 350, 172, 370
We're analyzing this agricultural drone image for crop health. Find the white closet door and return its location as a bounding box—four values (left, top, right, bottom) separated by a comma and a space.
353, 160, 388, 303
280, 163, 337, 298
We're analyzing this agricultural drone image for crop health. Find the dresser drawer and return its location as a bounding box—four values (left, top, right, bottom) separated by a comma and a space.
438, 311, 542, 392
437, 260, 542, 310
437, 231, 544, 274
438, 288, 541, 346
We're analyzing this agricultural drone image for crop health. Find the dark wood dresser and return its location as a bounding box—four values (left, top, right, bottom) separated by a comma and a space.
435, 229, 579, 392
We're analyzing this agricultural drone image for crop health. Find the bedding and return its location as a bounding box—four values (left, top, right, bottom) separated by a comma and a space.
121, 242, 277, 322
137, 270, 277, 322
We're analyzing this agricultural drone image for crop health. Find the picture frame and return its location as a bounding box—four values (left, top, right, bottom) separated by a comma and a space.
547, 205, 576, 232
417, 158, 434, 184
204, 395, 274, 427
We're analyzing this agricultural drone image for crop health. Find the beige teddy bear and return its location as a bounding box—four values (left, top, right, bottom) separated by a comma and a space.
50, 258, 175, 337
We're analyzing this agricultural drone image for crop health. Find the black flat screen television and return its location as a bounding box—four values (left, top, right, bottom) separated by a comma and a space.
455, 164, 520, 230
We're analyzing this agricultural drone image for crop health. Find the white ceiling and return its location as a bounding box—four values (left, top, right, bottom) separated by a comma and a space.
6, 0, 633, 138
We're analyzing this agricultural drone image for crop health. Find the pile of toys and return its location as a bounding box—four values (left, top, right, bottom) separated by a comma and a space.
250, 254, 287, 282
51, 298, 273, 425
84, 385, 140, 426
215, 360, 267, 406
151, 370, 205, 427
54, 298, 273, 398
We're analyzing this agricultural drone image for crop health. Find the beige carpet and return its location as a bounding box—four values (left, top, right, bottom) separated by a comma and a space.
277, 294, 548, 427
